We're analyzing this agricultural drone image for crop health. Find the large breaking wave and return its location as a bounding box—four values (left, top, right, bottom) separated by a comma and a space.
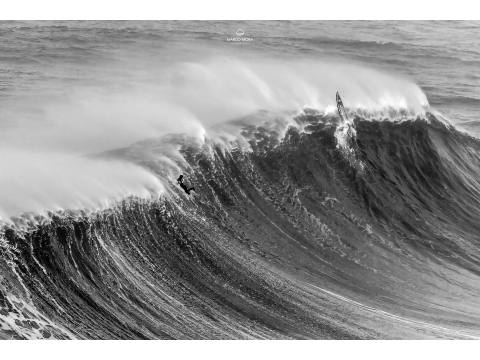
0, 57, 427, 220
1, 57, 480, 339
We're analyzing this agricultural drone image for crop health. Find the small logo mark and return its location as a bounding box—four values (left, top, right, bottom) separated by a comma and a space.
227, 29, 254, 42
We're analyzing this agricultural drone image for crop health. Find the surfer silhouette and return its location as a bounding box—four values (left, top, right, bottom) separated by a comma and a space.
177, 175, 195, 195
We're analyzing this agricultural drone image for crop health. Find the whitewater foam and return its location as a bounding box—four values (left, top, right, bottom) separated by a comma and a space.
0, 151, 164, 223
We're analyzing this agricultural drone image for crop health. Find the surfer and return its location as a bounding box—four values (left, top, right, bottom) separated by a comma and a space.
336, 91, 349, 122
177, 175, 195, 195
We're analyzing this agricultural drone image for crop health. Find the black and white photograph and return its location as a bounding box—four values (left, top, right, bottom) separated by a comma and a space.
1, 1, 480, 352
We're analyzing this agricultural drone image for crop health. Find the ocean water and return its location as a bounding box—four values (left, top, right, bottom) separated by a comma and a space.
0, 21, 479, 339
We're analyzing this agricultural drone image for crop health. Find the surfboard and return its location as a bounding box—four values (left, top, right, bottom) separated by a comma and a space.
336, 91, 349, 122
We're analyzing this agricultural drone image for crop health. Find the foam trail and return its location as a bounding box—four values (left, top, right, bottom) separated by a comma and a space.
157, 58, 429, 120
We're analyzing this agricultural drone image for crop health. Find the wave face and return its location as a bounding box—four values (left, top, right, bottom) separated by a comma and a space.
2, 111, 480, 339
